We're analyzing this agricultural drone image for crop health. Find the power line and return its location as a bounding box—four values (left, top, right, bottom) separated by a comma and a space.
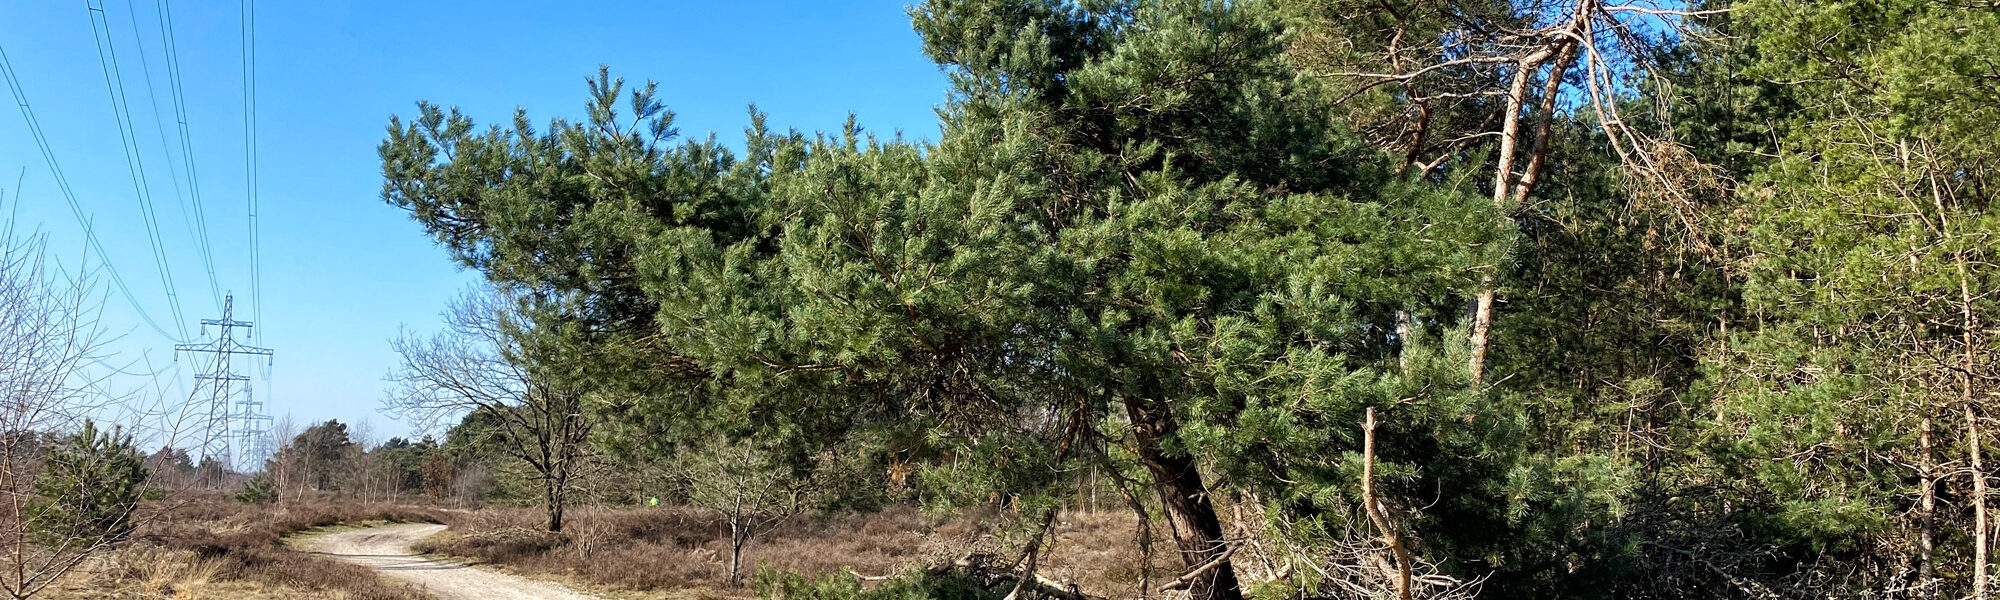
127, 0, 222, 311
154, 0, 222, 313
238, 0, 272, 450
87, 0, 189, 340
4, 169, 24, 246
155, 0, 224, 312
0, 40, 182, 341
239, 0, 262, 348
115, 0, 188, 238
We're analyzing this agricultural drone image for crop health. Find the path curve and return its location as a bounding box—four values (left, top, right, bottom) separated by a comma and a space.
303, 523, 605, 600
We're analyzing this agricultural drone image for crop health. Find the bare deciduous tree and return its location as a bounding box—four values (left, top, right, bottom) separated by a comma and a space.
675, 437, 812, 585
0, 214, 134, 599
386, 287, 591, 532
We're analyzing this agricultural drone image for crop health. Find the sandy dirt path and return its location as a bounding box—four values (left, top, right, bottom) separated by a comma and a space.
303, 523, 605, 600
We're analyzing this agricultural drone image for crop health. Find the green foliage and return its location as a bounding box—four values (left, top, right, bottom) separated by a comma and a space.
1698, 0, 2000, 557
381, 1, 1506, 595
145, 446, 193, 474
805, 438, 901, 512
27, 419, 148, 548
236, 473, 278, 504
437, 408, 538, 504
373, 437, 441, 494
373, 0, 2000, 597
272, 420, 357, 491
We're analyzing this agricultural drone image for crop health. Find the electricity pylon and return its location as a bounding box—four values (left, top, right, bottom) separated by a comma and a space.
174, 293, 274, 474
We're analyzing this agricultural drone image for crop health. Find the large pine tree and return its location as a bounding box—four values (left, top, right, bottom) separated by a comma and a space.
380, 2, 1507, 599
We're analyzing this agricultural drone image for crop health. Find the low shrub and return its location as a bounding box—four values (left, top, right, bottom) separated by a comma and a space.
757, 567, 1000, 600
412, 526, 566, 562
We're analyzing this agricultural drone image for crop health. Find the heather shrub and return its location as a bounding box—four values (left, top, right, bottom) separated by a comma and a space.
756, 567, 998, 600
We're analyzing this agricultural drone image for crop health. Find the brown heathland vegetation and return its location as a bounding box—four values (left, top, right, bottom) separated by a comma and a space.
33, 490, 1172, 600
40, 494, 439, 600
415, 504, 1161, 600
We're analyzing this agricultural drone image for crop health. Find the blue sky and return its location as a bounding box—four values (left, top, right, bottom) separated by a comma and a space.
0, 1, 948, 446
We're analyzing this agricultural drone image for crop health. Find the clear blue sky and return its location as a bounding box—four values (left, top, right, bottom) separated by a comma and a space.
0, 1, 948, 446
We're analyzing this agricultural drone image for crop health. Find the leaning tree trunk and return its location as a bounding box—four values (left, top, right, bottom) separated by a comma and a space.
1466, 36, 1576, 387
1465, 54, 1538, 387
1362, 408, 1415, 600
1123, 398, 1242, 600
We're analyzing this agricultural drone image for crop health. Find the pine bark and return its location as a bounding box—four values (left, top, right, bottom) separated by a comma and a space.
1124, 398, 1241, 600
1967, 402, 1987, 599
1468, 46, 1558, 386
1465, 19, 1582, 385
1362, 408, 1415, 600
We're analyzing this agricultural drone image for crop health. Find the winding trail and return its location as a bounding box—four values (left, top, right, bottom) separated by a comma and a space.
302, 523, 604, 600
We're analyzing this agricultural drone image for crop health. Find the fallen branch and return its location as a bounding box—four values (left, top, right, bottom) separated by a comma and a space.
932, 552, 1109, 600
1161, 544, 1240, 592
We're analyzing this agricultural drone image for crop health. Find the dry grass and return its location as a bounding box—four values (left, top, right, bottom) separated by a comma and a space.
31, 493, 1178, 600
1040, 512, 1162, 599
38, 546, 348, 600
41, 493, 442, 600
419, 505, 1164, 600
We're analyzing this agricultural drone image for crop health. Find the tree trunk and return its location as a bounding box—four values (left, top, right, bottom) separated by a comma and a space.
1123, 398, 1241, 600
1919, 413, 1937, 598
1362, 408, 1415, 600
1395, 310, 1413, 375
1969, 403, 1988, 599
1006, 510, 1059, 600
1947, 193, 1987, 598
729, 519, 748, 585
1468, 42, 1567, 386
544, 472, 568, 533
1111, 473, 1155, 600
1468, 287, 1498, 385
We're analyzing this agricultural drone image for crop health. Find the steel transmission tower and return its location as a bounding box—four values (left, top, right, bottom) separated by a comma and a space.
175, 294, 274, 473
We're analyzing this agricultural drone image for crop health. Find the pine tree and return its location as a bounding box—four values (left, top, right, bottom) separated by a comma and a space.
27, 420, 147, 549
367, 1, 2000, 597
376, 0, 1548, 593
